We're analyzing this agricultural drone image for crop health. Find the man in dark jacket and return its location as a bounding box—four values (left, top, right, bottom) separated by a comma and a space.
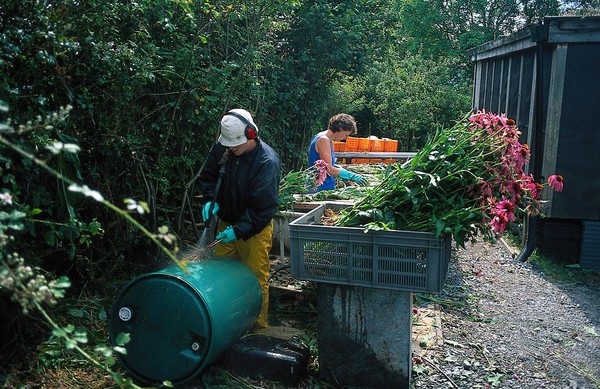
199, 108, 280, 330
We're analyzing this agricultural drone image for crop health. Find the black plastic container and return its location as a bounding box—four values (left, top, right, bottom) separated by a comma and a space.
221, 334, 310, 385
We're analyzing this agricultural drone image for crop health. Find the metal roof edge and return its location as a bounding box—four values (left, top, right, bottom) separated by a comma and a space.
468, 27, 535, 61
468, 16, 600, 61
544, 15, 600, 44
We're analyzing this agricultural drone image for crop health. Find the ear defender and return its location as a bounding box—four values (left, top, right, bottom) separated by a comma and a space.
226, 111, 258, 141
245, 125, 257, 140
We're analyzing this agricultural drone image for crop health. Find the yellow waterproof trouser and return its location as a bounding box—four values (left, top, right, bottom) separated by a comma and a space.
214, 220, 273, 330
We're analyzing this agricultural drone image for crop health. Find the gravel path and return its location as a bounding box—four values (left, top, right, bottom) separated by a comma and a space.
413, 240, 600, 389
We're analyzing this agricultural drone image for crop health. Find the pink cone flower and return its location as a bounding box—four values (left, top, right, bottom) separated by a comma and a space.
509, 143, 529, 171
490, 211, 509, 233
548, 175, 564, 192
522, 174, 543, 199
495, 197, 517, 222
314, 159, 330, 186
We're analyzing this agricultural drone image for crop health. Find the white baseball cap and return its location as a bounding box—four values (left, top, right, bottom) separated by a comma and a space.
218, 109, 259, 147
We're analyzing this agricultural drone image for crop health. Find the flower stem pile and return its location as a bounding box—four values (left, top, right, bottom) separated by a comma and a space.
336, 111, 563, 248
278, 165, 321, 212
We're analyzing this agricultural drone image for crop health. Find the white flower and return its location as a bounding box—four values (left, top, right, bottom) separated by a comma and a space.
124, 198, 149, 215
68, 184, 104, 202
0, 192, 12, 205
46, 142, 81, 155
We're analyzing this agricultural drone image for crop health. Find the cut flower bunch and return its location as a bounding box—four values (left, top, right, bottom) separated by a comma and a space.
335, 111, 564, 248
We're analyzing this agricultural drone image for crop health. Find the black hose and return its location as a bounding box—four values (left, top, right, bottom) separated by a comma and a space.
198, 150, 230, 246
517, 215, 538, 262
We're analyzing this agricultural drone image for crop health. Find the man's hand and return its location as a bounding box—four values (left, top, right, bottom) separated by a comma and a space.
216, 225, 237, 243
202, 201, 219, 222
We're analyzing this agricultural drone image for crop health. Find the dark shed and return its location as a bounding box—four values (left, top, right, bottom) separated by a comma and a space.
469, 16, 600, 268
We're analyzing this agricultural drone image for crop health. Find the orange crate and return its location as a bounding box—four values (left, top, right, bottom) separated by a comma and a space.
333, 141, 345, 152
384, 139, 398, 152
345, 137, 359, 152
384, 158, 395, 164
370, 158, 384, 164
371, 139, 385, 152
358, 138, 371, 152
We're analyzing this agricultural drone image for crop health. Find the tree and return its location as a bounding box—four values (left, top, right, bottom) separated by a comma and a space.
364, 51, 471, 149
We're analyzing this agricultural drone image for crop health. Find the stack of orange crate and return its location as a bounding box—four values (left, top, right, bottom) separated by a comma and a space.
383, 138, 398, 164
344, 136, 359, 164
332, 140, 346, 163
357, 138, 371, 164
340, 136, 400, 165
370, 137, 385, 164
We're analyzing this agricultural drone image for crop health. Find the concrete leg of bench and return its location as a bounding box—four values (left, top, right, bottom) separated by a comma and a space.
316, 283, 412, 389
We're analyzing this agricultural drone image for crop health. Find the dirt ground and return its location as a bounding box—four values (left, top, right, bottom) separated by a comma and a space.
412, 240, 600, 389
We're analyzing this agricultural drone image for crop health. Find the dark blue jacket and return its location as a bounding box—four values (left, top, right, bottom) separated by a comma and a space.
199, 140, 281, 240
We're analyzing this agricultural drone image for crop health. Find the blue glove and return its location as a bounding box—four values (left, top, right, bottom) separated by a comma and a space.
216, 225, 238, 243
338, 168, 368, 186
202, 201, 219, 222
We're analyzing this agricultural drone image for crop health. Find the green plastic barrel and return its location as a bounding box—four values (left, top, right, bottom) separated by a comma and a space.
109, 259, 262, 385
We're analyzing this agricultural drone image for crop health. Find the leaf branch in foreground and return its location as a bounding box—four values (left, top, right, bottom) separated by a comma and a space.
0, 133, 188, 274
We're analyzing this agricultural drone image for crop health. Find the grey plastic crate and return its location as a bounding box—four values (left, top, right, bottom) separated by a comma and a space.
289, 203, 452, 293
